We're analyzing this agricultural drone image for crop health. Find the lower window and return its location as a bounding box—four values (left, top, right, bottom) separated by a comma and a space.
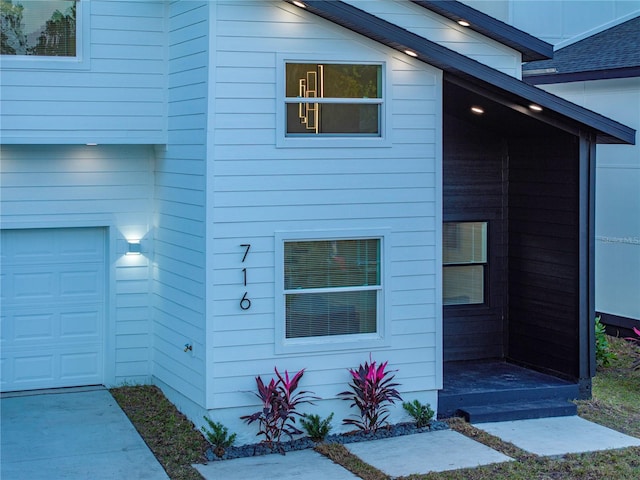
283, 238, 381, 339
443, 222, 487, 306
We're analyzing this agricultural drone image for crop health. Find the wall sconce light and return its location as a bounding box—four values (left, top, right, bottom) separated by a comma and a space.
127, 241, 142, 255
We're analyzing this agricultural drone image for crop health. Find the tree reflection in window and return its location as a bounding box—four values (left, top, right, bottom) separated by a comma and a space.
1, 1, 76, 56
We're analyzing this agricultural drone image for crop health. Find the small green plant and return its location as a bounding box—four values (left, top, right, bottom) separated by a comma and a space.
300, 412, 334, 442
595, 316, 616, 367
402, 400, 434, 428
201, 417, 237, 458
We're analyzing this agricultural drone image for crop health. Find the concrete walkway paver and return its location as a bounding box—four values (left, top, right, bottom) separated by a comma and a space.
195, 416, 640, 479
475, 416, 640, 456
346, 430, 513, 477
0, 387, 168, 480
194, 448, 360, 480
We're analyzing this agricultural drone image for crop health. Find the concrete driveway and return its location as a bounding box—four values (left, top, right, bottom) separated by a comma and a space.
1, 386, 168, 480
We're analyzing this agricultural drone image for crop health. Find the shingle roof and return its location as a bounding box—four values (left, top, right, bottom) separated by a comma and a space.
523, 16, 640, 84
283, 0, 635, 144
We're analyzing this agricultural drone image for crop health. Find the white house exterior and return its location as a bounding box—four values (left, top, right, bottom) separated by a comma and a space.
1, 0, 635, 444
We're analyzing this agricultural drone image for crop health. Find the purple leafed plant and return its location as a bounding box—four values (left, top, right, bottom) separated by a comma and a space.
338, 357, 402, 433
240, 368, 316, 451
625, 327, 640, 371
626, 326, 640, 344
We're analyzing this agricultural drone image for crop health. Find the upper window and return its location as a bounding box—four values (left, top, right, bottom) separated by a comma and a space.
285, 63, 382, 136
1, 1, 77, 56
443, 222, 487, 306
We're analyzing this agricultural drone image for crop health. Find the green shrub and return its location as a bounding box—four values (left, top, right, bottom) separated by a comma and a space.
300, 412, 334, 442
402, 400, 434, 428
595, 316, 616, 368
201, 417, 236, 458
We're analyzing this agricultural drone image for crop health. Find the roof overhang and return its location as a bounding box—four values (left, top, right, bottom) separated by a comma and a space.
524, 66, 640, 85
283, 0, 635, 145
411, 0, 554, 62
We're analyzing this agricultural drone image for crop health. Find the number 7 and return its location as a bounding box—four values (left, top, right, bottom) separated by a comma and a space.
240, 244, 251, 262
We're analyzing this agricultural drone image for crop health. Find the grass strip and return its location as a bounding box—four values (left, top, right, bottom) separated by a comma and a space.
110, 385, 208, 480
315, 442, 389, 480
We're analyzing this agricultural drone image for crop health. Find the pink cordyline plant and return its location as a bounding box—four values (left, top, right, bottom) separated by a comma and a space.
240, 367, 316, 451
626, 327, 640, 371
338, 356, 402, 433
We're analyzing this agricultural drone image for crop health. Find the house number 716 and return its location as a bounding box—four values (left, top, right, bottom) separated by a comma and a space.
240, 244, 251, 310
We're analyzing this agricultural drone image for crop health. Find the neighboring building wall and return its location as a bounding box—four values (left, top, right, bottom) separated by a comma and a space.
203, 0, 443, 443
151, 1, 210, 415
538, 78, 640, 323
0, 0, 167, 144
346, 0, 523, 77
463, 0, 640, 45
0, 144, 156, 385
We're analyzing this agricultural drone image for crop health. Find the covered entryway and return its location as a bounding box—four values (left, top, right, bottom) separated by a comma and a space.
438, 77, 596, 420
0, 228, 106, 392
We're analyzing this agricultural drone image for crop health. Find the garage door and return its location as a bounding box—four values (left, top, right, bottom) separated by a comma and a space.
1, 228, 106, 392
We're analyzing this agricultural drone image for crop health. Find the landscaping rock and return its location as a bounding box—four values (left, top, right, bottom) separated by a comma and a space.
205, 421, 449, 461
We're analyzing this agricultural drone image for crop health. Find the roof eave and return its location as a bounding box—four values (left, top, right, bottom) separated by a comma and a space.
411, 0, 554, 61
283, 0, 635, 145
524, 66, 640, 85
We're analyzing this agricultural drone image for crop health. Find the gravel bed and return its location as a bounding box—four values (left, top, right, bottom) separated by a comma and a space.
205, 420, 449, 461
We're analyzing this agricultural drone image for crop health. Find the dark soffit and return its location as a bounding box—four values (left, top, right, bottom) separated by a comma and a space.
282, 0, 635, 145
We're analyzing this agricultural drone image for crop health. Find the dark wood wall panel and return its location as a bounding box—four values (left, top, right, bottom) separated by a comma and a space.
507, 133, 580, 378
443, 114, 508, 362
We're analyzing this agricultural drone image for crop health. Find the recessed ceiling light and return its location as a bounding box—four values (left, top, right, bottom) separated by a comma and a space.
458, 20, 471, 27
471, 106, 484, 115
292, 1, 306, 8
529, 104, 543, 112
86, 143, 98, 146
404, 49, 418, 57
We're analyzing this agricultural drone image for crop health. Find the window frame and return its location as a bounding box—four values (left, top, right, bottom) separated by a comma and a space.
275, 229, 391, 354
276, 54, 391, 148
442, 221, 489, 307
0, 0, 90, 70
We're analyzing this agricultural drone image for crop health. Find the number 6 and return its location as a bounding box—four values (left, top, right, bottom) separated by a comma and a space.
240, 292, 251, 310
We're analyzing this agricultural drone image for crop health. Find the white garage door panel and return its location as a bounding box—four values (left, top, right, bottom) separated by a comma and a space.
0, 228, 106, 392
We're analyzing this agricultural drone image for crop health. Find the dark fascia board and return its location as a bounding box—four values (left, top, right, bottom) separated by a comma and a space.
524, 66, 640, 85
412, 0, 553, 61
283, 0, 635, 145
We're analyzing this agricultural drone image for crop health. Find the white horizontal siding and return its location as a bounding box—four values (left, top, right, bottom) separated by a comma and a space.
206, 1, 441, 435
0, 1, 166, 144
152, 0, 209, 408
344, 0, 522, 77
0, 144, 155, 385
